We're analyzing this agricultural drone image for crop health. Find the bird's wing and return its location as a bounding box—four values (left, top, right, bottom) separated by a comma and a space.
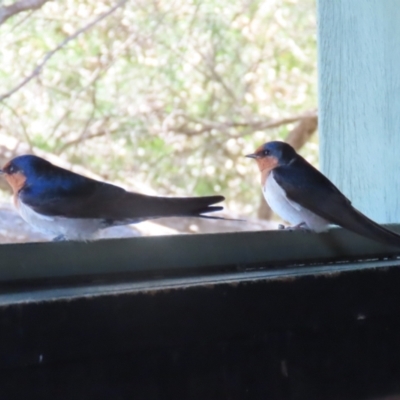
273, 156, 400, 247
20, 172, 132, 219
21, 170, 224, 221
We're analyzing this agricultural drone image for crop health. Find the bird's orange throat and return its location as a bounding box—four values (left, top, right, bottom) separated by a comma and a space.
5, 172, 26, 195
255, 156, 279, 186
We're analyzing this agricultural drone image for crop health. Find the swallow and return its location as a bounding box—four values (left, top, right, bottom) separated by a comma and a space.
246, 140, 400, 247
0, 155, 225, 241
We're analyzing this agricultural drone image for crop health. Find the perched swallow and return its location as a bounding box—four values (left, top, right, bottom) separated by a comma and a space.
0, 155, 225, 241
246, 141, 400, 247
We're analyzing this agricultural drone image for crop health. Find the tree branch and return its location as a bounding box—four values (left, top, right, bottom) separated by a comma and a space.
0, 0, 128, 102
0, 0, 51, 26
168, 110, 318, 137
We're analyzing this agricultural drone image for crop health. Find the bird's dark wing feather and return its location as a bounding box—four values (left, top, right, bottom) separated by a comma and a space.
273, 156, 400, 247
21, 169, 224, 222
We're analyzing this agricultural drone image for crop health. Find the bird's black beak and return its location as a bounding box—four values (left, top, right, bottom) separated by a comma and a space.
0, 169, 3, 175
245, 153, 260, 159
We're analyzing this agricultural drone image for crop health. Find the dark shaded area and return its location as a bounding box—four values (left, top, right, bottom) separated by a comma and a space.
1, 264, 400, 399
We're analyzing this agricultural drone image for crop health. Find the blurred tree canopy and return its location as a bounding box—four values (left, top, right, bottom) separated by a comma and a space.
0, 0, 316, 215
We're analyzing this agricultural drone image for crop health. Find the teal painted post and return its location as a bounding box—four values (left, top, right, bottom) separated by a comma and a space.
318, 0, 400, 223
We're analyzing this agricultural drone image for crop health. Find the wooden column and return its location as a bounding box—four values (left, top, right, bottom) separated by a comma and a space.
318, 0, 400, 223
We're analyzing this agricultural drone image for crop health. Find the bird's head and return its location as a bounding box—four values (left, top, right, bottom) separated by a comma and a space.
246, 141, 297, 172
0, 155, 52, 194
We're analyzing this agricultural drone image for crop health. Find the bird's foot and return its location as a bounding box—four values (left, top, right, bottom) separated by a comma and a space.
278, 222, 309, 231
52, 235, 66, 242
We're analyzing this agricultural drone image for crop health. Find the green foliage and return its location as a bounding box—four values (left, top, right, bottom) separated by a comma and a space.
0, 0, 316, 215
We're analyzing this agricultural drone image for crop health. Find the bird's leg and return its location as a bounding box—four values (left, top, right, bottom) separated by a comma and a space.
52, 235, 66, 242
293, 222, 309, 230
278, 222, 309, 231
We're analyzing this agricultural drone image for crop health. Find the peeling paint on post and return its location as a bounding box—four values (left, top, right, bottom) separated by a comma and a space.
318, 0, 400, 223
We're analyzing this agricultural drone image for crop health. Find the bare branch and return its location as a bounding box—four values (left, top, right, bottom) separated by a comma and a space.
285, 114, 318, 149
57, 129, 108, 153
168, 110, 318, 137
0, 0, 129, 102
196, 47, 238, 102
56, 84, 101, 154
1, 102, 33, 151
0, 0, 51, 26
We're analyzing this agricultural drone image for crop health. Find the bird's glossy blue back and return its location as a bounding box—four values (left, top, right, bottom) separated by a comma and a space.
10, 155, 97, 199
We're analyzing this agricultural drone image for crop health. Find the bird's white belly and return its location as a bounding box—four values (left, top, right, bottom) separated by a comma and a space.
17, 200, 103, 240
263, 173, 329, 232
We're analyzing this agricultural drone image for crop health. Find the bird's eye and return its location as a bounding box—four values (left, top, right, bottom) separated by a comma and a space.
7, 165, 16, 174
263, 149, 270, 156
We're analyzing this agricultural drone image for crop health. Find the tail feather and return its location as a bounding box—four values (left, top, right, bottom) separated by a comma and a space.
197, 214, 244, 222
335, 206, 400, 248
120, 193, 225, 220
151, 195, 224, 218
